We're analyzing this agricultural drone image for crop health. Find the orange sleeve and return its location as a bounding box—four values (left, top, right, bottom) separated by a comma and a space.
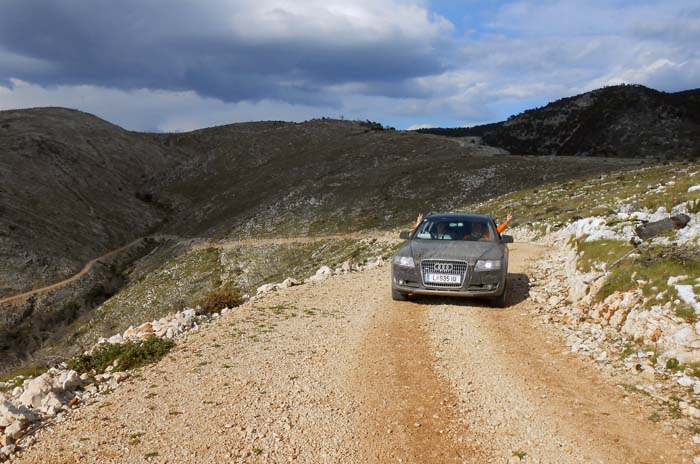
496, 222, 507, 234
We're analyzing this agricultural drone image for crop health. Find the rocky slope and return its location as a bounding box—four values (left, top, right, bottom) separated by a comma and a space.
0, 108, 183, 298
474, 160, 700, 429
420, 84, 700, 159
1, 108, 636, 375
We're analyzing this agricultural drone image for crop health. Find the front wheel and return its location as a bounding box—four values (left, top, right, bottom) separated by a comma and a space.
392, 288, 409, 301
491, 280, 510, 308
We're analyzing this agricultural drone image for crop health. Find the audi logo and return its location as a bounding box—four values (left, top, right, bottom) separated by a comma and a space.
433, 263, 454, 272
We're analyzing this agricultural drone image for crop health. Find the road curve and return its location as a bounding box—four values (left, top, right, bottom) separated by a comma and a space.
0, 238, 147, 305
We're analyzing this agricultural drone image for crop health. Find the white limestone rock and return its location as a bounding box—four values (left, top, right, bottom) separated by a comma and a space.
18, 374, 54, 409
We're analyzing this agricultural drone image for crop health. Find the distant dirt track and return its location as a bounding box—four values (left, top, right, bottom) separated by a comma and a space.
0, 238, 146, 306
0, 233, 386, 306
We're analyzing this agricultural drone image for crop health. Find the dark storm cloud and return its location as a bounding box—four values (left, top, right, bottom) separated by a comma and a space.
0, 0, 453, 104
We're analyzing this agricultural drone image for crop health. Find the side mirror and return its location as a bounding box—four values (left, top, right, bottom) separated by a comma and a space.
501, 234, 514, 244
399, 230, 411, 240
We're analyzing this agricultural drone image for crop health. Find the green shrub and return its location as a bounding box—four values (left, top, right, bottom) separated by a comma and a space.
67, 337, 175, 374
666, 358, 681, 371
689, 199, 700, 214
196, 284, 242, 315
676, 304, 697, 323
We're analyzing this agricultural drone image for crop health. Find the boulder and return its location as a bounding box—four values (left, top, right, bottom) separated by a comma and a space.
18, 374, 54, 408
1, 444, 16, 457
107, 334, 124, 345
635, 214, 690, 240
0, 399, 39, 426
41, 391, 65, 411
256, 283, 277, 295
278, 277, 300, 289
307, 266, 333, 283
56, 370, 82, 391
316, 266, 333, 276
4, 420, 26, 440
364, 258, 385, 270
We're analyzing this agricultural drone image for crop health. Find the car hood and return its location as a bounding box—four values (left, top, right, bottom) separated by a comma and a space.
407, 240, 503, 264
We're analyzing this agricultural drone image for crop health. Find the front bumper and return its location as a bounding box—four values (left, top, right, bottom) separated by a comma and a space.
391, 263, 505, 298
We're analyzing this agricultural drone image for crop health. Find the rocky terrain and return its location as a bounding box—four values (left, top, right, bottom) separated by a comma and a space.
1, 107, 636, 376
474, 160, 700, 435
420, 84, 700, 159
1, 160, 700, 462
1, 241, 697, 463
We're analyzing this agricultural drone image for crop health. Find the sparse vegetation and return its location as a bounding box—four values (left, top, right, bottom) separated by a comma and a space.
67, 337, 175, 374
196, 284, 243, 315
596, 246, 700, 304
666, 358, 681, 371
474, 162, 700, 228
675, 305, 698, 324
571, 237, 634, 273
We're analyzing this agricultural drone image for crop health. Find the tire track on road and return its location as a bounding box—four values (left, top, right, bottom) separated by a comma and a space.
354, 295, 488, 463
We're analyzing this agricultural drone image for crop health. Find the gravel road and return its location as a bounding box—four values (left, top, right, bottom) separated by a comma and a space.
14, 243, 695, 463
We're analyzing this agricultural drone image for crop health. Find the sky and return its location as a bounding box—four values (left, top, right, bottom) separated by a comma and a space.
0, 0, 698, 132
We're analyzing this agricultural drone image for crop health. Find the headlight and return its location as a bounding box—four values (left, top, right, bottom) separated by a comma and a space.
475, 259, 501, 271
393, 256, 415, 268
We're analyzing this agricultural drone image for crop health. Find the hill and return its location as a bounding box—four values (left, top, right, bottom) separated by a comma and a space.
0, 108, 639, 372
419, 84, 700, 159
0, 108, 184, 298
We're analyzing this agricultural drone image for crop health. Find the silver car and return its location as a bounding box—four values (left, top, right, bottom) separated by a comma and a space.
391, 213, 512, 306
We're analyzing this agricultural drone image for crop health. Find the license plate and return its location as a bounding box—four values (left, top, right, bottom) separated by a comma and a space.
425, 273, 461, 284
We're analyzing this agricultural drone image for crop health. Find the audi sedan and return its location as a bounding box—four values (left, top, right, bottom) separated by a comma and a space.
391, 213, 512, 306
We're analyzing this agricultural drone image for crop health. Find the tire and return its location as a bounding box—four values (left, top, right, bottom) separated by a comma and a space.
392, 288, 409, 301
491, 280, 510, 308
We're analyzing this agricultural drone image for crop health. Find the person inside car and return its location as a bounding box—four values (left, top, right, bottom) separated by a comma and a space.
415, 211, 513, 238
469, 212, 513, 240
435, 222, 454, 239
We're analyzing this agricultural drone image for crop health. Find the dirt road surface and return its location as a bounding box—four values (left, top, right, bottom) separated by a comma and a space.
15, 243, 695, 463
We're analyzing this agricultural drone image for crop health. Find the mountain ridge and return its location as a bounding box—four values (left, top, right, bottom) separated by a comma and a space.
418, 84, 700, 159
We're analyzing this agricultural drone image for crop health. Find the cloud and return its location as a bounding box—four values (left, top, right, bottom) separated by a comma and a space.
0, 0, 454, 105
0, 1, 698, 131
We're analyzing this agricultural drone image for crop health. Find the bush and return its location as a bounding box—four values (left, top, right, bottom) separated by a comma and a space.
666, 358, 681, 371
67, 337, 175, 374
196, 284, 242, 315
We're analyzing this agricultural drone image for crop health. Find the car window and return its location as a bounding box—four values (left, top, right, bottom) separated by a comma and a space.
414, 219, 497, 241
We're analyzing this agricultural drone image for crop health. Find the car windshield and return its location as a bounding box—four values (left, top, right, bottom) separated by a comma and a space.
414, 218, 498, 242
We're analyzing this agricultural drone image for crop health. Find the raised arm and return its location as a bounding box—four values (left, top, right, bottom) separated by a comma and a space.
414, 212, 424, 229
496, 211, 513, 234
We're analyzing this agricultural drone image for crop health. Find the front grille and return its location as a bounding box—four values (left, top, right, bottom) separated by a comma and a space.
420, 259, 468, 289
